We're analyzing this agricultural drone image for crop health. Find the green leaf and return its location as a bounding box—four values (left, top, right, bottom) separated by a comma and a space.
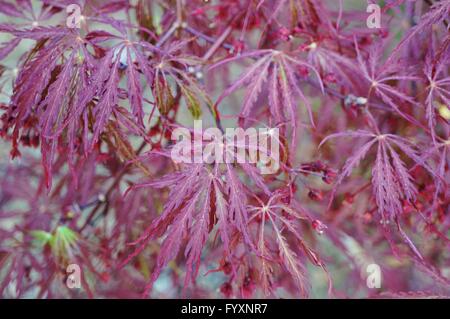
49, 226, 79, 260
181, 86, 202, 119
154, 76, 174, 115
30, 230, 53, 247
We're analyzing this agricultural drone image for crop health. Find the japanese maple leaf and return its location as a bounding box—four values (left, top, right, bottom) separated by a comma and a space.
209, 49, 323, 142
1, 21, 156, 187
256, 0, 336, 47
389, 0, 450, 59
420, 138, 450, 209
118, 120, 284, 296
0, 0, 60, 29
0, 26, 89, 187
424, 51, 450, 143
321, 130, 428, 218
2, 27, 74, 140
149, 38, 213, 120
0, 0, 68, 61
81, 24, 156, 147
247, 193, 330, 297
120, 159, 256, 297
305, 39, 363, 89
320, 130, 433, 258
354, 41, 421, 126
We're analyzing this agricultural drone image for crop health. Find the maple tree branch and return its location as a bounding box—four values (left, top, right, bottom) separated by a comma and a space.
155, 22, 179, 47
184, 26, 234, 51
201, 26, 233, 62
155, 0, 184, 47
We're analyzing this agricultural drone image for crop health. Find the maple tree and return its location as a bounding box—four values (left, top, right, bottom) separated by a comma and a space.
0, 0, 449, 299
